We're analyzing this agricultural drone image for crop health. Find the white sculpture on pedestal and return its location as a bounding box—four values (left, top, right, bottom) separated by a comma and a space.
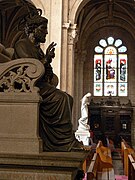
78, 92, 91, 131
75, 93, 91, 145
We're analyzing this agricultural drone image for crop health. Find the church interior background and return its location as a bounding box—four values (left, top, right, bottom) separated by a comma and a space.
0, 0, 135, 148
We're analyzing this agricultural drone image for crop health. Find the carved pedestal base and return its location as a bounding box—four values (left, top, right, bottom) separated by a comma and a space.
0, 151, 90, 180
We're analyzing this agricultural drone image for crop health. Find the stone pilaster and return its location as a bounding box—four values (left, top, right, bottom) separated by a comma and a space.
61, 21, 78, 96
73, 50, 87, 129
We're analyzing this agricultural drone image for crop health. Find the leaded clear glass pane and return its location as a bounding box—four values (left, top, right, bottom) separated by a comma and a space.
107, 37, 114, 45
99, 39, 107, 47
114, 39, 122, 47
118, 46, 127, 53
95, 46, 103, 53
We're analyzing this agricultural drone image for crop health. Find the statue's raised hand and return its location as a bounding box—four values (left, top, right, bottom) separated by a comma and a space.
45, 42, 57, 63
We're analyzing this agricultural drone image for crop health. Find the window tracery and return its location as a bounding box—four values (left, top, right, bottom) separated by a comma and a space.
94, 37, 127, 96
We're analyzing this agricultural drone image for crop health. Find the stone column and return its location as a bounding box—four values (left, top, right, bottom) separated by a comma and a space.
73, 50, 87, 129
61, 21, 70, 92
61, 22, 78, 96
67, 23, 78, 96
60, 0, 69, 92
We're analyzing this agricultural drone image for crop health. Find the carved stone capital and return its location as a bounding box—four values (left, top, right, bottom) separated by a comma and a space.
62, 20, 71, 29
67, 23, 78, 45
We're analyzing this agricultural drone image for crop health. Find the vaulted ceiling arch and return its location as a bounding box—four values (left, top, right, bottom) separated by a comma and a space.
69, 0, 90, 23
75, 0, 135, 51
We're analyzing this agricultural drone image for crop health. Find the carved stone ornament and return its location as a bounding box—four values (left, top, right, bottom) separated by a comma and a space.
0, 58, 45, 93
68, 24, 78, 45
90, 95, 132, 107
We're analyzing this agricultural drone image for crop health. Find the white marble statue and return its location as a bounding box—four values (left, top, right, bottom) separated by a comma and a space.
77, 92, 91, 131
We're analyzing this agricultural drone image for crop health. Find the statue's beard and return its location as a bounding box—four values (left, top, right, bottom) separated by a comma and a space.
34, 33, 46, 43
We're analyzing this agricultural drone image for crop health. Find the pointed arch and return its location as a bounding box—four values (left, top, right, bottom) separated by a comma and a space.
94, 37, 128, 97
69, 0, 90, 23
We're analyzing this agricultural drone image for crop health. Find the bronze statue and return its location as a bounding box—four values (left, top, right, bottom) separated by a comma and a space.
14, 9, 90, 151
0, 43, 11, 62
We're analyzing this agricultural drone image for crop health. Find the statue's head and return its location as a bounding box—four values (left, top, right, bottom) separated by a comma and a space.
24, 9, 48, 43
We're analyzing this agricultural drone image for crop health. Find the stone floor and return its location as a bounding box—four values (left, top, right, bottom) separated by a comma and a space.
112, 149, 128, 180
112, 149, 124, 175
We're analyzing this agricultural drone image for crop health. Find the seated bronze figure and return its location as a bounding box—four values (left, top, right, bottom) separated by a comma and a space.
13, 9, 90, 151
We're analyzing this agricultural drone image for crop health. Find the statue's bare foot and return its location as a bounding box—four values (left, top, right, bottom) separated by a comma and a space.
81, 145, 91, 151
71, 143, 91, 151
80, 145, 91, 151
70, 139, 91, 151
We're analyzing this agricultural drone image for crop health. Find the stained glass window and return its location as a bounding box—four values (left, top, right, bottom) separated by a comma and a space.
94, 37, 128, 96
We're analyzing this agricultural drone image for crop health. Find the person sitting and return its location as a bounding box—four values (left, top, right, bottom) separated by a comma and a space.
13, 9, 90, 151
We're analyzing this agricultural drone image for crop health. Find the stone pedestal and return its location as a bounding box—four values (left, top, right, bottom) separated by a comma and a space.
0, 58, 45, 155
0, 151, 91, 180
75, 130, 90, 146
0, 93, 43, 154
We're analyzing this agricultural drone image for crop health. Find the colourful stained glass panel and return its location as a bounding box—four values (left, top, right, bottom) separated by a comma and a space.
94, 37, 127, 97
104, 83, 117, 96
104, 55, 117, 82
94, 55, 103, 82
94, 60, 102, 82
118, 83, 127, 96
94, 69, 103, 82
105, 46, 117, 55
118, 54, 127, 82
94, 83, 102, 96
